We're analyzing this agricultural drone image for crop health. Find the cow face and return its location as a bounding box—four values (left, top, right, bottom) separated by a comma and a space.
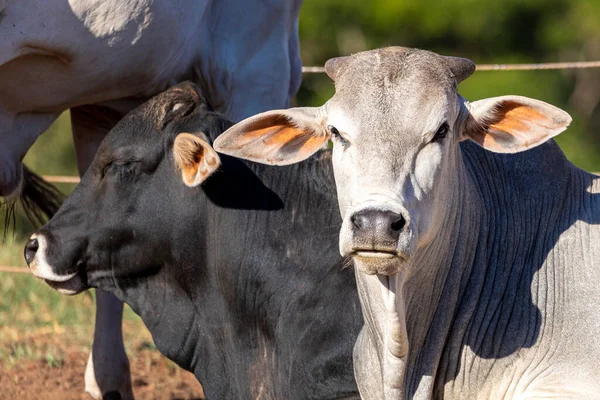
24, 82, 228, 294
214, 47, 571, 276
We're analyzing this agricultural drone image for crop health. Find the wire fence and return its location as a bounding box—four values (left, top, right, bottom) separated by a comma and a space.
301, 60, 600, 74
0, 265, 29, 274
2, 59, 600, 275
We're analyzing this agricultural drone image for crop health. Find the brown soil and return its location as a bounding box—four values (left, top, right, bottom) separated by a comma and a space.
0, 330, 204, 400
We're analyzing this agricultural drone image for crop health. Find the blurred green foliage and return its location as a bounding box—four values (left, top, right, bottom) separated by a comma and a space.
1, 0, 600, 329
297, 0, 600, 170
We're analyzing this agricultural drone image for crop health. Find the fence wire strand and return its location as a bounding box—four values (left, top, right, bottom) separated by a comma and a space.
301, 60, 600, 74
0, 265, 30, 274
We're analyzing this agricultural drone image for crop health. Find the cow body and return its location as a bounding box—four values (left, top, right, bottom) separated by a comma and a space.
119, 155, 362, 399
0, 0, 302, 196
215, 47, 600, 398
2, 2, 302, 398
25, 83, 362, 400
354, 140, 600, 398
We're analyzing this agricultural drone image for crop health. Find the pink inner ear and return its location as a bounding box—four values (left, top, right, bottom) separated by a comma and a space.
263, 126, 304, 147
489, 101, 556, 132
214, 107, 329, 165
223, 114, 295, 149
471, 100, 567, 152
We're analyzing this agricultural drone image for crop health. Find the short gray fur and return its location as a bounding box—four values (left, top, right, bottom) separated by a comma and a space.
215, 47, 600, 398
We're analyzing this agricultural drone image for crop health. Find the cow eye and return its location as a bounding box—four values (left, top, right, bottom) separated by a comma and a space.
328, 125, 349, 148
102, 161, 135, 179
432, 122, 450, 142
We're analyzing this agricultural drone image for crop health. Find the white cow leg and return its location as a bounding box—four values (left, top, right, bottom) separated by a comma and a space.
71, 105, 134, 400
85, 291, 133, 400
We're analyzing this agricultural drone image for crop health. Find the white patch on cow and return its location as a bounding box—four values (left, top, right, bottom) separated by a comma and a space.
171, 102, 185, 113
44, 274, 86, 296
28, 234, 87, 295
84, 353, 103, 400
68, 0, 153, 45
85, 348, 133, 400
29, 234, 77, 282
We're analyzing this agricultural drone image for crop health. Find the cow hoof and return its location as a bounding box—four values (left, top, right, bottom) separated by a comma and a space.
101, 392, 123, 400
85, 352, 134, 400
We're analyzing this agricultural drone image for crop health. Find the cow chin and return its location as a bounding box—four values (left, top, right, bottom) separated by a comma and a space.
44, 270, 88, 295
352, 253, 408, 276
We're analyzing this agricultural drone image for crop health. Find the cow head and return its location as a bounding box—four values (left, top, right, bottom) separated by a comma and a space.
214, 47, 571, 276
24, 82, 228, 294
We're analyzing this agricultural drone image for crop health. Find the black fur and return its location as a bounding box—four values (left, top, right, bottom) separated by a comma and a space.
33, 83, 363, 399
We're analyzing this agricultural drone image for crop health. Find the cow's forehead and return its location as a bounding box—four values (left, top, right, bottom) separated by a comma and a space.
329, 48, 456, 137
334, 47, 455, 94
101, 83, 211, 148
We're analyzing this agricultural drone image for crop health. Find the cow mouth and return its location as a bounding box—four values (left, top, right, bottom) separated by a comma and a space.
44, 269, 88, 295
349, 249, 408, 275
353, 250, 398, 259
350, 249, 407, 260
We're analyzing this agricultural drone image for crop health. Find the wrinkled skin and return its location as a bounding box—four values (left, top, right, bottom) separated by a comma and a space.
215, 47, 600, 398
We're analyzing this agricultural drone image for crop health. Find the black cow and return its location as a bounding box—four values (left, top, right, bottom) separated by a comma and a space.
24, 82, 362, 400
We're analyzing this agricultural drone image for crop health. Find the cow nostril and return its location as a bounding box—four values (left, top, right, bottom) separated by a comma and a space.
390, 215, 406, 232
24, 238, 39, 265
351, 215, 363, 230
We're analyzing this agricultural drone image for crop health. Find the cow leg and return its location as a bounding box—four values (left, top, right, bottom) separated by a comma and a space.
85, 291, 132, 400
0, 110, 59, 197
71, 105, 133, 400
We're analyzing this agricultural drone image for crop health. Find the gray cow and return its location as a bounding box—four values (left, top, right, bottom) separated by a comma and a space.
215, 47, 600, 398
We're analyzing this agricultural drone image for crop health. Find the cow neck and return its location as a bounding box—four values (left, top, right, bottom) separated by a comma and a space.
402, 142, 481, 396
364, 140, 480, 398
406, 140, 577, 396
159, 152, 359, 399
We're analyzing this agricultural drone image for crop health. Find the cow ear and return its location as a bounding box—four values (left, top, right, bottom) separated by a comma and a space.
173, 133, 221, 186
213, 107, 329, 166
462, 95, 572, 153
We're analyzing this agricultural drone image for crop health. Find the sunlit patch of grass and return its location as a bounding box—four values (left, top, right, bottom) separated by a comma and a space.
0, 271, 150, 370
0, 273, 95, 330
0, 341, 64, 369
44, 351, 64, 368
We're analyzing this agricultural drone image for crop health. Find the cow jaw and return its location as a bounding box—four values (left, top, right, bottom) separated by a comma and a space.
44, 270, 88, 295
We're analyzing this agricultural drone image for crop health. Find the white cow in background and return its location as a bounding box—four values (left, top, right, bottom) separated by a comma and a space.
0, 1, 302, 398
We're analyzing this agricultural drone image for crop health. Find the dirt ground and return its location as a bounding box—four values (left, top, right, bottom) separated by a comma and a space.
0, 329, 204, 400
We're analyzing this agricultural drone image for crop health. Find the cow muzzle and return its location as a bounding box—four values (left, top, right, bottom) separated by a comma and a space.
24, 233, 88, 295
341, 207, 416, 275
